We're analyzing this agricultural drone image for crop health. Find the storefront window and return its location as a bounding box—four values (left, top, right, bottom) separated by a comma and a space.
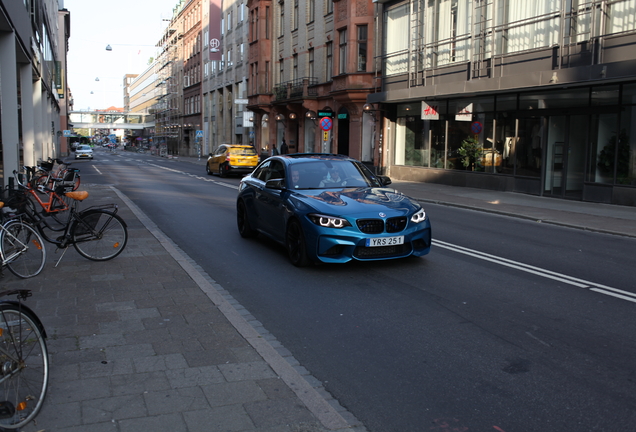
618, 109, 636, 185
494, 113, 515, 175
403, 118, 427, 167
591, 85, 619, 106
588, 113, 619, 184
516, 117, 544, 177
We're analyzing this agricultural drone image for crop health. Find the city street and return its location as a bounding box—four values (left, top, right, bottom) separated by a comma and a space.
65, 148, 636, 432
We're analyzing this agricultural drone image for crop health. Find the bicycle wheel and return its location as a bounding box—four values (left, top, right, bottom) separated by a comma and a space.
1, 221, 46, 279
71, 209, 128, 261
0, 303, 49, 429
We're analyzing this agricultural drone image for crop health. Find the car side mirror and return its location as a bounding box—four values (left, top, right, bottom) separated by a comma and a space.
377, 175, 392, 186
265, 179, 285, 190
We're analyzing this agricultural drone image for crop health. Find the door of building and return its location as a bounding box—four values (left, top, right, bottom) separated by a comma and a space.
545, 115, 587, 199
337, 108, 350, 156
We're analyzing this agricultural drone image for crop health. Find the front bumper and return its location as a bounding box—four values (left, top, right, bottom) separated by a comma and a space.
303, 219, 432, 264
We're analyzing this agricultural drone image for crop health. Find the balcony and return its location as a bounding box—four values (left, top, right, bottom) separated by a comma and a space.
273, 77, 319, 102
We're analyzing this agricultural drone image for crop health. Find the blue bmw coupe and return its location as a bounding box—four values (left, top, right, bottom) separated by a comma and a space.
236, 154, 432, 266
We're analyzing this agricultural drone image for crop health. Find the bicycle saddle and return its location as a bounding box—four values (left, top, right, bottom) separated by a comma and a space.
65, 191, 89, 201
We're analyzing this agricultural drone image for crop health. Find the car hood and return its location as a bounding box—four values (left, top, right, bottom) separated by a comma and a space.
290, 187, 420, 216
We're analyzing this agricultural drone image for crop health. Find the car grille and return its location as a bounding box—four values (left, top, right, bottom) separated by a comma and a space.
354, 243, 412, 259
356, 217, 407, 234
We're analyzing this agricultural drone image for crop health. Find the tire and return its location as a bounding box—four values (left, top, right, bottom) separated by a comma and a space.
0, 303, 49, 429
1, 221, 46, 279
219, 164, 227, 178
206, 163, 212, 175
237, 200, 257, 238
286, 219, 311, 267
71, 210, 128, 261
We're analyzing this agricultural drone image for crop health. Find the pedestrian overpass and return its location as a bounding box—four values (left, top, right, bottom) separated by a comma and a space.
69, 111, 154, 130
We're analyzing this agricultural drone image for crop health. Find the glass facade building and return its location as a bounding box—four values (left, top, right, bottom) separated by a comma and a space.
370, 0, 636, 205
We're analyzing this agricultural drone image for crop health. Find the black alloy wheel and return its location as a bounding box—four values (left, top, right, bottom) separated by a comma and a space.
237, 200, 257, 238
219, 164, 227, 178
286, 219, 310, 267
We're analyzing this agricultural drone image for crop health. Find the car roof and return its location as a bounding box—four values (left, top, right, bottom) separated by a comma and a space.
279, 153, 356, 164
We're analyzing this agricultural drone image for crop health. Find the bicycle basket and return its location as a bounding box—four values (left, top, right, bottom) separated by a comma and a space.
38, 160, 54, 171
55, 185, 74, 195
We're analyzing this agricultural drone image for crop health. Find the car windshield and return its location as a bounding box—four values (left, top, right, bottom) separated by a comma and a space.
230, 147, 257, 156
78, 145, 91, 151
288, 160, 381, 190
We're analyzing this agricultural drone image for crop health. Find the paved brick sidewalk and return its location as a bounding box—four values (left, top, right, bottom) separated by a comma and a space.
2, 184, 364, 432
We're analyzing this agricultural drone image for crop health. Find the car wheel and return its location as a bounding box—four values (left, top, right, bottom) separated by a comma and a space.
237, 200, 257, 238
286, 219, 310, 267
206, 163, 212, 175
219, 164, 227, 178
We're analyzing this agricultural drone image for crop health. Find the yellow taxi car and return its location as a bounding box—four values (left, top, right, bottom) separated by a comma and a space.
206, 144, 260, 177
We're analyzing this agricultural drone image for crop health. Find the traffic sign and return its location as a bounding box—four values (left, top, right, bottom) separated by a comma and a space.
319, 117, 333, 131
471, 121, 482, 134
196, 130, 204, 138
63, 130, 71, 137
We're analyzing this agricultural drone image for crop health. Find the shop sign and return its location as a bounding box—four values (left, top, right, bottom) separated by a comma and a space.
421, 102, 439, 120
318, 108, 334, 118
456, 103, 473, 121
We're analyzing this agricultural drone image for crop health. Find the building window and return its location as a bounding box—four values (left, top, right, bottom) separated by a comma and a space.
326, 41, 333, 81
307, 0, 315, 23
240, 2, 244, 21
266, 60, 270, 89
308, 48, 314, 78
384, 3, 408, 75
279, 59, 284, 83
228, 10, 232, 31
279, 3, 284, 37
293, 0, 299, 30
293, 54, 298, 81
326, 0, 333, 15
357, 25, 367, 72
338, 28, 347, 75
266, 6, 270, 39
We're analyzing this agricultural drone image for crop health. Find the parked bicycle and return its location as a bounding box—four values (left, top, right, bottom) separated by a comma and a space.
0, 289, 49, 429
0, 203, 46, 279
12, 170, 128, 264
30, 158, 80, 192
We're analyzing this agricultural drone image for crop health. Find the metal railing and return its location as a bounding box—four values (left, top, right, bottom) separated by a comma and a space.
273, 77, 319, 101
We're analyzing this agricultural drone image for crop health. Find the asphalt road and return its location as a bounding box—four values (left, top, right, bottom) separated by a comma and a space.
77, 149, 636, 432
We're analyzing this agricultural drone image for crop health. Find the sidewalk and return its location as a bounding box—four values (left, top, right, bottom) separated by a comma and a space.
3, 183, 364, 432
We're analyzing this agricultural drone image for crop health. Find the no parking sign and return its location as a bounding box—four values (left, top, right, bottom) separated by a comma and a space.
319, 117, 333, 131
471, 121, 482, 134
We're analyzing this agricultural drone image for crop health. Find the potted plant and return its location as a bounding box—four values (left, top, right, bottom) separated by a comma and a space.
458, 136, 482, 170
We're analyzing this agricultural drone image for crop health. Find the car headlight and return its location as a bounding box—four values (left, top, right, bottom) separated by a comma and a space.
411, 208, 426, 223
308, 214, 351, 229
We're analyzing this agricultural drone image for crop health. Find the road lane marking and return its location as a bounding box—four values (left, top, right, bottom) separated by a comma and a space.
432, 239, 636, 304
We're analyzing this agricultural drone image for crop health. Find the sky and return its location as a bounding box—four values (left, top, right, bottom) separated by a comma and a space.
64, 0, 182, 111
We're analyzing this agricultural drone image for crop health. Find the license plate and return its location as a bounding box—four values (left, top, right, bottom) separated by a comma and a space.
366, 236, 404, 247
